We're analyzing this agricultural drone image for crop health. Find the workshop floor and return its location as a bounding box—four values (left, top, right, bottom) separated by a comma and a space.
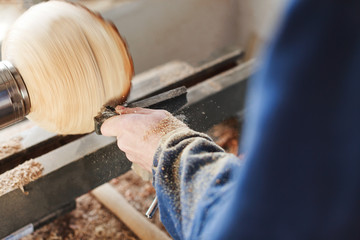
21, 118, 240, 240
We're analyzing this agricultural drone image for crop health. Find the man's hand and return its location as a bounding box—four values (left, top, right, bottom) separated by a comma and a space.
101, 106, 186, 172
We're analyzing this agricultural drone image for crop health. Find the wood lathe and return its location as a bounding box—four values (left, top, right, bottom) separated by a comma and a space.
0, 1, 253, 239
0, 49, 252, 239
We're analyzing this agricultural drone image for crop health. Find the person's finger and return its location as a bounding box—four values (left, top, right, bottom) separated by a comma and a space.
100, 115, 127, 136
115, 106, 152, 115
101, 107, 161, 136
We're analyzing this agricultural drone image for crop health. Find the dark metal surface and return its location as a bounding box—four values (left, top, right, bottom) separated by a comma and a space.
127, 86, 187, 110
33, 201, 76, 230
183, 61, 252, 132
0, 52, 252, 238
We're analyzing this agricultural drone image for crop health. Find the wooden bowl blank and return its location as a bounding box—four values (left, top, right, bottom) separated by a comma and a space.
2, 1, 133, 134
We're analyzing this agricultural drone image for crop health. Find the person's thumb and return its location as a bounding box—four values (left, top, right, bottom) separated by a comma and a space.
100, 115, 124, 137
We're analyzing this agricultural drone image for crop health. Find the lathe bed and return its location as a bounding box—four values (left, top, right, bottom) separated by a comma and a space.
0, 50, 253, 238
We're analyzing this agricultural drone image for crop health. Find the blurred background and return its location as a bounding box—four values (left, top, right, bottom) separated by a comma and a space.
0, 0, 286, 74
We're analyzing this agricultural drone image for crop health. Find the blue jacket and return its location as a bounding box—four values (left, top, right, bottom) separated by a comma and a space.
152, 0, 360, 239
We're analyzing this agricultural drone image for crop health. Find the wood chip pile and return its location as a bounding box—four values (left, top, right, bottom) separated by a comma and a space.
0, 159, 43, 196
0, 136, 23, 159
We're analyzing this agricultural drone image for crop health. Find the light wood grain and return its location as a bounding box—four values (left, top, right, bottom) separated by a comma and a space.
2, 1, 133, 134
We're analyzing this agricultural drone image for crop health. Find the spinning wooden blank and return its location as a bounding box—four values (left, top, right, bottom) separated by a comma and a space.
2, 1, 133, 134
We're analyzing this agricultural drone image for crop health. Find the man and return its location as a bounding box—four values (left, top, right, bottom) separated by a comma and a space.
101, 0, 360, 239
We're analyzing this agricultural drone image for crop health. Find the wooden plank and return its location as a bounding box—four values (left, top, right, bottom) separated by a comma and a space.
91, 183, 171, 240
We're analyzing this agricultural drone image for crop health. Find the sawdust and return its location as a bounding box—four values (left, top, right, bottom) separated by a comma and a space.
22, 193, 138, 240
0, 136, 23, 159
144, 114, 187, 140
0, 159, 43, 196
21, 170, 168, 240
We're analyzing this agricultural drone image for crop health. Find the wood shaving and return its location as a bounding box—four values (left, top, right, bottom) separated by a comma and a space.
22, 193, 138, 240
0, 136, 23, 159
0, 159, 43, 196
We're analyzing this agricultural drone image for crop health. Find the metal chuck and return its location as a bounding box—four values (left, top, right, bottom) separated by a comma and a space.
0, 61, 30, 129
